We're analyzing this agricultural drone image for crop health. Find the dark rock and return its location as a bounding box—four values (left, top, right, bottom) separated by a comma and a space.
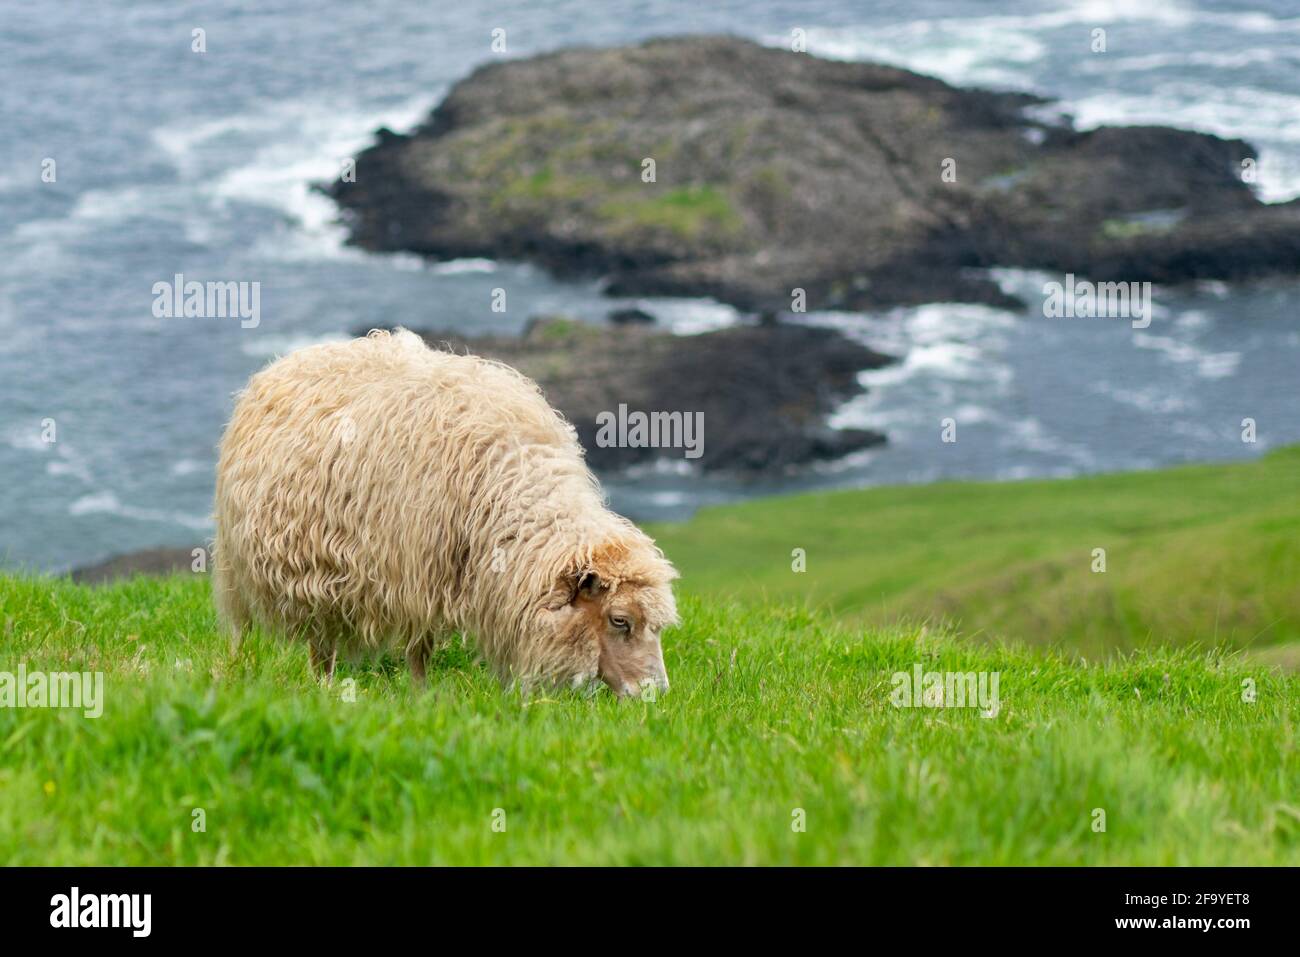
607, 307, 656, 325
327, 35, 1300, 310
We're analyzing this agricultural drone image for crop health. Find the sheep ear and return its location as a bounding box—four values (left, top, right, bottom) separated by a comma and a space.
573, 571, 602, 602
560, 570, 602, 605
547, 569, 594, 611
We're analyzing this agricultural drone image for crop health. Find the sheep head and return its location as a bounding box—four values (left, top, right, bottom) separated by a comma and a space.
547, 538, 679, 698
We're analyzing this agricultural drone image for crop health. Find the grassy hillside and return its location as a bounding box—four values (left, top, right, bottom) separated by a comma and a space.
2, 452, 1297, 864
653, 446, 1300, 664
0, 575, 1296, 865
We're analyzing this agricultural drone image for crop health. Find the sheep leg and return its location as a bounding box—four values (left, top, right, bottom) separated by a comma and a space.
407, 638, 432, 688
308, 635, 338, 684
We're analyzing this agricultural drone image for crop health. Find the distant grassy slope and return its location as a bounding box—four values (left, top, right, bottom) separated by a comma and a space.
652, 447, 1300, 660
0, 577, 1296, 865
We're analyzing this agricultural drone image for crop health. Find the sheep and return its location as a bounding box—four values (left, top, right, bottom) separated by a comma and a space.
212, 328, 679, 696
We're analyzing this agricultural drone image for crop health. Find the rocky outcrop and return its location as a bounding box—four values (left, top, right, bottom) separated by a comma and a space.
328, 35, 1300, 311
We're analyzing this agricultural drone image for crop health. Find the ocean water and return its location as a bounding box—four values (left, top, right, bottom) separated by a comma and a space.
2, 0, 1298, 571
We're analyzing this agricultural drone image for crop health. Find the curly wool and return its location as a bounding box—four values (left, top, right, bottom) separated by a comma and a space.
212, 328, 677, 686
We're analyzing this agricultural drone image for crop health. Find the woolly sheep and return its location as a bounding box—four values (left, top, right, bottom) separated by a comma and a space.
212, 328, 678, 696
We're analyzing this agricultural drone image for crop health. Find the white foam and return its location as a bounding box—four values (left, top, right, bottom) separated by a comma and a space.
16, 181, 220, 246
780, 20, 1047, 89
950, 403, 1001, 424
823, 301, 1019, 431
429, 258, 498, 275
153, 112, 289, 180
866, 303, 1016, 388
1077, 48, 1289, 74
1174, 309, 1211, 331
766, 2, 1210, 90
1182, 7, 1300, 34
900, 341, 985, 381
5, 426, 52, 453
169, 458, 206, 477
46, 455, 94, 484
1192, 352, 1243, 379
1132, 332, 1241, 378
1005, 417, 1097, 468
1091, 381, 1191, 414
628, 297, 741, 335
68, 491, 212, 530
1195, 280, 1233, 299
68, 491, 119, 516
984, 0, 1199, 30
154, 90, 443, 261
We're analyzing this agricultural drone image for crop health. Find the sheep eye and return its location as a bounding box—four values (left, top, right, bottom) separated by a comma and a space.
609, 615, 631, 632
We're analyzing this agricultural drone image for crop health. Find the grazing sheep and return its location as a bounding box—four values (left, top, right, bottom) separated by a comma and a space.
212, 328, 678, 696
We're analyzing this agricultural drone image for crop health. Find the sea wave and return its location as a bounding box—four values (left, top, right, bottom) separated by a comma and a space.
823, 302, 1019, 433
151, 91, 443, 261
764, 3, 1300, 203
428, 258, 498, 275
68, 491, 212, 530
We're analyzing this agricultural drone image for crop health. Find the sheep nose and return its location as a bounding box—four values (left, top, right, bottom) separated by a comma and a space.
630, 674, 669, 700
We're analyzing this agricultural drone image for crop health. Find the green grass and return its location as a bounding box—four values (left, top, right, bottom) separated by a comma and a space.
1, 450, 1297, 864
472, 125, 746, 246
597, 184, 745, 241
0, 578, 1296, 864
491, 165, 607, 210
652, 446, 1300, 663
